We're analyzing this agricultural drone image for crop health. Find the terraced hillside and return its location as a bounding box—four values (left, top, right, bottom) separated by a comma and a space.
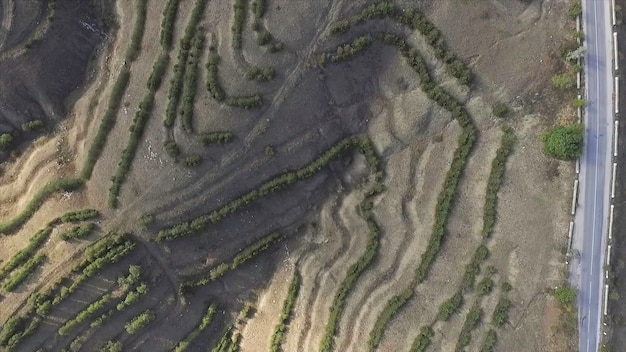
0, 0, 577, 351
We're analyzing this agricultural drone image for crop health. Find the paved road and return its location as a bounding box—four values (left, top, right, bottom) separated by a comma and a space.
572, 0, 614, 351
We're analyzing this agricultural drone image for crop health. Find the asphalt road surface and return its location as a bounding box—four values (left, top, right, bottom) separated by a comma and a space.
572, 0, 614, 351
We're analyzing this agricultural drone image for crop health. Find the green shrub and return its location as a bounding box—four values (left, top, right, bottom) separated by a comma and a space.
437, 292, 463, 321
125, 0, 148, 62
199, 132, 234, 145
491, 298, 511, 327
58, 294, 111, 335
246, 66, 274, 81
59, 223, 97, 241
226, 95, 263, 109
232, 0, 246, 49
60, 209, 99, 223
0, 316, 25, 347
551, 72, 576, 90
482, 127, 515, 237
206, 49, 226, 101
81, 68, 131, 180
184, 155, 202, 167
330, 2, 395, 33
541, 124, 583, 160
99, 341, 123, 352
1, 317, 40, 350
568, 1, 582, 19
3, 254, 46, 292
139, 214, 155, 228
553, 286, 576, 305
368, 288, 414, 350
160, 0, 181, 50
265, 145, 275, 157
21, 120, 44, 132
181, 35, 205, 134
125, 310, 155, 334
0, 227, 51, 282
480, 329, 497, 352
269, 272, 301, 352
501, 281, 512, 292
0, 133, 13, 150
455, 304, 482, 351
252, 0, 266, 18
477, 277, 494, 296
174, 304, 217, 352
461, 245, 489, 290
164, 140, 181, 158
257, 29, 272, 46
328, 35, 373, 63
409, 326, 434, 352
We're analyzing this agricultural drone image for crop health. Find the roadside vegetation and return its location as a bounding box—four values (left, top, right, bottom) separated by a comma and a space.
541, 123, 584, 160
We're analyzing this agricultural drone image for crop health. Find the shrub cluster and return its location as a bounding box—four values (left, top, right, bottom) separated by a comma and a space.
437, 291, 463, 321
0, 227, 51, 282
186, 232, 284, 287
246, 66, 274, 81
59, 223, 97, 241
199, 132, 234, 145
331, 2, 395, 33
482, 127, 515, 236
0, 178, 83, 234
174, 304, 217, 352
184, 155, 202, 167
0, 133, 13, 150
269, 271, 301, 352
0, 316, 41, 351
322, 35, 372, 64
125, 310, 155, 334
461, 244, 489, 290
157, 136, 371, 241
368, 287, 414, 350
164, 0, 209, 127
206, 50, 226, 101
116, 283, 148, 311
409, 326, 434, 352
455, 304, 483, 351
99, 341, 123, 352
181, 35, 205, 133
480, 329, 498, 352
21, 120, 44, 132
226, 95, 263, 109
125, 0, 148, 62
58, 294, 111, 335
232, 0, 246, 49
491, 297, 511, 327
3, 254, 46, 292
81, 68, 131, 179
160, 0, 181, 50
60, 209, 100, 223
541, 124, 583, 161
477, 277, 494, 296
164, 140, 181, 158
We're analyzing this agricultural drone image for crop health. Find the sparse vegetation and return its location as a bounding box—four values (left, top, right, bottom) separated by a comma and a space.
480, 329, 498, 352
246, 66, 274, 81
269, 271, 301, 352
541, 124, 584, 160
492, 103, 510, 118
477, 277, 494, 296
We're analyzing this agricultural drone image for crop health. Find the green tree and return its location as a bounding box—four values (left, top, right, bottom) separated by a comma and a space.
541, 124, 584, 160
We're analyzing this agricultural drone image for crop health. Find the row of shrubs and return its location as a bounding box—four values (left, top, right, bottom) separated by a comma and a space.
482, 127, 516, 237
184, 232, 284, 287
226, 94, 263, 109
319, 139, 385, 352
3, 254, 46, 292
164, 0, 209, 127
0, 227, 51, 281
125, 310, 155, 334
232, 0, 246, 49
480, 329, 498, 352
199, 132, 234, 145
269, 271, 301, 352
174, 304, 217, 352
157, 136, 373, 241
331, 2, 472, 85
92, 266, 145, 327
206, 49, 227, 101
108, 54, 171, 208
116, 283, 148, 311
59, 223, 97, 241
160, 0, 181, 50
320, 35, 372, 65
22, 120, 44, 132
0, 132, 13, 150
59, 209, 99, 223
58, 294, 111, 335
181, 35, 205, 133
125, 0, 148, 62
379, 33, 477, 284
368, 287, 414, 350
99, 341, 123, 352
491, 297, 511, 327
409, 326, 434, 352
0, 178, 83, 234
0, 316, 41, 351
454, 304, 483, 351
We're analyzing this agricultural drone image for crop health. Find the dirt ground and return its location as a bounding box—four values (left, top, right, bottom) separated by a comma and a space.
0, 0, 579, 351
